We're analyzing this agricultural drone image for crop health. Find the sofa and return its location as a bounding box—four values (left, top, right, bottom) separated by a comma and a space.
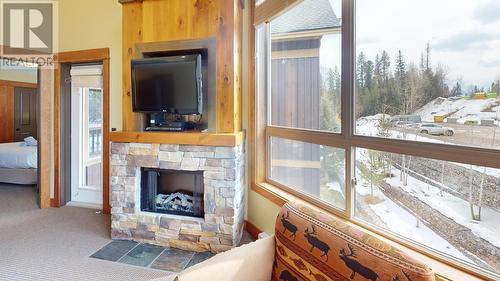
172, 202, 436, 281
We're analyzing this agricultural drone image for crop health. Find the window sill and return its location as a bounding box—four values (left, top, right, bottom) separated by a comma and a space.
250, 181, 491, 281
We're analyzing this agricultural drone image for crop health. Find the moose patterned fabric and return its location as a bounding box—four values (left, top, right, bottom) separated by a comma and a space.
271, 202, 436, 281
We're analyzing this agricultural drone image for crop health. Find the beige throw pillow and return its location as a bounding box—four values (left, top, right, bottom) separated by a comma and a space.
175, 235, 275, 281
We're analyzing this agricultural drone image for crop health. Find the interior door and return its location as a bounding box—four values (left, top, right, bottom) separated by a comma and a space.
70, 65, 103, 207
14, 87, 37, 141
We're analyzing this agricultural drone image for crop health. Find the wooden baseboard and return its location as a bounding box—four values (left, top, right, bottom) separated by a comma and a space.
102, 206, 111, 215
50, 198, 59, 208
244, 220, 263, 240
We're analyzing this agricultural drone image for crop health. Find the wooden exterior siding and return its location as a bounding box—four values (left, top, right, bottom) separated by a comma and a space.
269, 38, 321, 196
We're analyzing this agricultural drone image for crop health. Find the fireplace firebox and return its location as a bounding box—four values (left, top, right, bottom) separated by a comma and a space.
140, 168, 204, 218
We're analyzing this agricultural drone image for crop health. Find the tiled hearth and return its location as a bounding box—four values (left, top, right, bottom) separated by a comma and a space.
90, 232, 254, 272
110, 142, 245, 253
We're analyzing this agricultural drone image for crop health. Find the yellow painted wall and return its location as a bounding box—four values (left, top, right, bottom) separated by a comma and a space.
248, 191, 281, 234
47, 0, 122, 197
58, 0, 122, 130
241, 0, 281, 235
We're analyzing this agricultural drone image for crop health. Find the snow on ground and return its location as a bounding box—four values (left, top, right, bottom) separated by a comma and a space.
356, 148, 500, 249
355, 149, 473, 261
327, 181, 344, 198
414, 97, 500, 123
356, 114, 500, 177
385, 167, 500, 249
355, 173, 473, 262
356, 114, 445, 144
356, 114, 390, 136
452, 162, 500, 178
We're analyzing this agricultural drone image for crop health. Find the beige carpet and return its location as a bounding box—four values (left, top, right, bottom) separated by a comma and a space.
0, 184, 173, 281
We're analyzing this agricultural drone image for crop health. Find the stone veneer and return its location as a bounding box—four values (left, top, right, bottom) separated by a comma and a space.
110, 142, 245, 253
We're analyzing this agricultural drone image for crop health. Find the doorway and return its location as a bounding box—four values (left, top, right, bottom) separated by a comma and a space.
69, 64, 104, 207
54, 48, 110, 212
14, 87, 38, 141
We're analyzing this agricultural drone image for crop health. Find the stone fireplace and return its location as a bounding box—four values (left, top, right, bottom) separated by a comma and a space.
110, 142, 245, 253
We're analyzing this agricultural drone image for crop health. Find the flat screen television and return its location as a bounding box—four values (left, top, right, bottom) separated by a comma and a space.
131, 54, 202, 114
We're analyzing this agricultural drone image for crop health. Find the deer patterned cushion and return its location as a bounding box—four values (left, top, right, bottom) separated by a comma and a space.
272, 202, 436, 281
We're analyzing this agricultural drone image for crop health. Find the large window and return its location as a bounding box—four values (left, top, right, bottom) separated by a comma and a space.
253, 0, 500, 279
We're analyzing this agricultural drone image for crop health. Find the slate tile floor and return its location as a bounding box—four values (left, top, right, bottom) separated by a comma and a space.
90, 231, 254, 272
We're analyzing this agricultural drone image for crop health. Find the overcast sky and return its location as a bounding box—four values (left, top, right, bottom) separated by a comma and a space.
320, 0, 500, 89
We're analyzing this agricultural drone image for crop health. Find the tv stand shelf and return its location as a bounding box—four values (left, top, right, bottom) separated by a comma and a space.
109, 131, 245, 147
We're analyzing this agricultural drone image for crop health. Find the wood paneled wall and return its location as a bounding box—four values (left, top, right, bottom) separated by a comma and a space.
0, 80, 37, 143
0, 86, 14, 143
121, 0, 242, 133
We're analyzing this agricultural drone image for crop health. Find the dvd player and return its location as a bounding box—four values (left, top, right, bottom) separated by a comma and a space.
146, 126, 184, 132
145, 121, 196, 132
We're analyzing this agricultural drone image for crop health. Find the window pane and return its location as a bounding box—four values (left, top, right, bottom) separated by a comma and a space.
88, 89, 102, 159
269, 0, 342, 133
355, 148, 500, 275
355, 0, 500, 150
269, 137, 345, 210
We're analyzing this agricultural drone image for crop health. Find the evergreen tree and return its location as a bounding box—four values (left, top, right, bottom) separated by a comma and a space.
491, 77, 500, 93
395, 51, 406, 81
374, 54, 382, 86
320, 68, 340, 132
424, 42, 431, 72
395, 51, 409, 113
357, 52, 367, 89
380, 51, 391, 84
355, 44, 450, 118
364, 60, 374, 89
451, 81, 463, 97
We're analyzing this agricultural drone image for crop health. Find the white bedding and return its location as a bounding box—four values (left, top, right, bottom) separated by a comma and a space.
0, 142, 37, 169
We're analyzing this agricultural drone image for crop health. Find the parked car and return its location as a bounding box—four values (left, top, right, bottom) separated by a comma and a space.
418, 123, 454, 136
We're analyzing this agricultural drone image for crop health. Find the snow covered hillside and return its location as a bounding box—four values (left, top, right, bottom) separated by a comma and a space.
414, 97, 500, 123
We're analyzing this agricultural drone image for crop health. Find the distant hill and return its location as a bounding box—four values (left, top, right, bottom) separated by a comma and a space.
414, 97, 500, 123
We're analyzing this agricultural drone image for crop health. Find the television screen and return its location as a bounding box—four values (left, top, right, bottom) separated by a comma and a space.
132, 55, 202, 114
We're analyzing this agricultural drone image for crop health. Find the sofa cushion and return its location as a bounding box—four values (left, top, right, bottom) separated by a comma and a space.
175, 235, 275, 281
272, 202, 436, 281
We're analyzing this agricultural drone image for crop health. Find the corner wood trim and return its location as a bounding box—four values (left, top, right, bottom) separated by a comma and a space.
56, 48, 110, 63
118, 0, 142, 4
244, 220, 262, 241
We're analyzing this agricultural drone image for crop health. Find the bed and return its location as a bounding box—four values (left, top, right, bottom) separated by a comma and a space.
0, 142, 38, 185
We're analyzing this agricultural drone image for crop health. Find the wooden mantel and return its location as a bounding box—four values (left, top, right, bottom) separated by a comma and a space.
109, 131, 245, 147
120, 0, 243, 134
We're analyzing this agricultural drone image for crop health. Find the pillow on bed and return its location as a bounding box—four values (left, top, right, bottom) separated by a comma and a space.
24, 136, 38, 146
